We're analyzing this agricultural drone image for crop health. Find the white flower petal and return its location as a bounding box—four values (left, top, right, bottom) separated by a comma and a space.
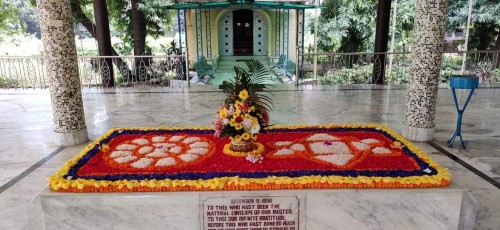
153, 143, 176, 149
275, 141, 292, 146
290, 144, 305, 151
169, 135, 184, 142
132, 138, 149, 145
351, 142, 370, 151
275, 149, 294, 156
152, 136, 166, 142
179, 153, 199, 162
156, 157, 177, 166
183, 137, 201, 144
116, 144, 137, 150
130, 158, 154, 168
310, 142, 350, 155
110, 151, 132, 158
138, 146, 154, 155
361, 138, 380, 144
145, 151, 169, 157
250, 124, 260, 134
114, 155, 137, 163
307, 133, 340, 141
315, 154, 353, 166
189, 142, 209, 148
372, 147, 391, 154
187, 148, 208, 155
169, 146, 183, 154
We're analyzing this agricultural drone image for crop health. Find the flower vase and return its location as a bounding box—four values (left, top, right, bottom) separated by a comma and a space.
230, 139, 254, 152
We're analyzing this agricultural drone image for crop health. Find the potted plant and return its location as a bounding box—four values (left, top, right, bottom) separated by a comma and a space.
213, 60, 273, 161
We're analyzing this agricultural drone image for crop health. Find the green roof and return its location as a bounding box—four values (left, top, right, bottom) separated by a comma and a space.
158, 1, 318, 10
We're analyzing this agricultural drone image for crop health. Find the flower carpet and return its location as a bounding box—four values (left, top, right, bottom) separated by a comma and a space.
49, 124, 451, 192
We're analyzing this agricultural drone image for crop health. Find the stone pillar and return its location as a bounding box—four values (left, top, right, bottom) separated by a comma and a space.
402, 0, 448, 141
37, 0, 88, 146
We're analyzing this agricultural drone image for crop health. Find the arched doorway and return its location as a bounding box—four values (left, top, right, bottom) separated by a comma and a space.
218, 10, 267, 56
233, 9, 253, 55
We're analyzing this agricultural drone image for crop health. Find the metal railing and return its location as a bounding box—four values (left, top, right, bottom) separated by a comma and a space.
303, 50, 500, 85
1, 51, 499, 89
0, 55, 188, 89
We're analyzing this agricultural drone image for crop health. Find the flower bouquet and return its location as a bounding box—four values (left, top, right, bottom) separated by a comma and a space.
213, 60, 273, 162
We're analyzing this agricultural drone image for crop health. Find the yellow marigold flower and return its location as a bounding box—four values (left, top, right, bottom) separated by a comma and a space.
242, 132, 251, 140
234, 135, 242, 142
239, 89, 249, 101
234, 123, 243, 130
99, 144, 110, 152
233, 110, 241, 118
229, 119, 236, 127
390, 141, 405, 149
251, 117, 259, 125
235, 100, 243, 107
219, 107, 228, 118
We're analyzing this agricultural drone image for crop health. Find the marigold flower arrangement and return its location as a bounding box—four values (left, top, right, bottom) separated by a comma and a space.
213, 60, 273, 160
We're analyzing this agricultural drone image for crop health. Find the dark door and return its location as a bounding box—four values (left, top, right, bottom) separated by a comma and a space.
233, 10, 253, 56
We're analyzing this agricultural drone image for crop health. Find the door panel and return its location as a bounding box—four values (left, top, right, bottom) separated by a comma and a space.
219, 12, 233, 56
253, 11, 267, 56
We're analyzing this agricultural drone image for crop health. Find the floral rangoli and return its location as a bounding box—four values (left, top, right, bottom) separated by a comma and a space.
49, 124, 451, 192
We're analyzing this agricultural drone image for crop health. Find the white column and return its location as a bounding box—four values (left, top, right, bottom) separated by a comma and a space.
402, 0, 449, 141
36, 0, 88, 146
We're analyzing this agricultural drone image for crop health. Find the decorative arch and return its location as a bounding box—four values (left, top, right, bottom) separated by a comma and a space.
216, 9, 271, 56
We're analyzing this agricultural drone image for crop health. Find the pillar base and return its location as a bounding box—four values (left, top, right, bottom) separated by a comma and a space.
54, 127, 89, 146
402, 124, 435, 142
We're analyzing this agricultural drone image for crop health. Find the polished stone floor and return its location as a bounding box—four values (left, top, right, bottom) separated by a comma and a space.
0, 86, 499, 229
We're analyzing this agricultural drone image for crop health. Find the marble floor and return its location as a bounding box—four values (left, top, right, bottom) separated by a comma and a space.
0, 86, 499, 229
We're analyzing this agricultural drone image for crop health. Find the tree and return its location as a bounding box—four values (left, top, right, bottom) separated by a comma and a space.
93, 0, 115, 87
3, 0, 41, 38
131, 0, 147, 56
448, 0, 500, 50
312, 0, 416, 53
69, 0, 131, 76
0, 0, 19, 38
390, 0, 416, 52
107, 0, 175, 55
314, 0, 377, 53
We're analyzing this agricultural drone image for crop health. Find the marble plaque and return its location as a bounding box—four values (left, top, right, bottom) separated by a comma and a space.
202, 196, 300, 230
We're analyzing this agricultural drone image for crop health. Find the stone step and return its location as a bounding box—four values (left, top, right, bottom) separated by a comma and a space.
218, 55, 269, 62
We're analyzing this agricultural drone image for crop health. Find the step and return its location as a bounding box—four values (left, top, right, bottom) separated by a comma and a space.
32, 188, 474, 229
218, 55, 269, 62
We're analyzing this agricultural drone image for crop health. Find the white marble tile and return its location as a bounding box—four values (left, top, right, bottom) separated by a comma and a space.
1, 87, 500, 230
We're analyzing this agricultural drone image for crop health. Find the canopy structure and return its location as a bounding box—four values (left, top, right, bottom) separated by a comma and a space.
167, 1, 312, 82
159, 1, 318, 10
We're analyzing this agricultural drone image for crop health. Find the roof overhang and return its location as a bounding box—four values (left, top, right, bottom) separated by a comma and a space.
158, 1, 318, 10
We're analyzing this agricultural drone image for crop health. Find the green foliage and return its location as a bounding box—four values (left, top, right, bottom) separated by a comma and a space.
0, 0, 19, 38
492, 68, 500, 82
222, 60, 274, 112
314, 0, 377, 52
318, 64, 372, 85
390, 0, 416, 52
107, 0, 175, 55
216, 60, 273, 139
0, 75, 18, 88
313, 0, 416, 53
448, 0, 500, 50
